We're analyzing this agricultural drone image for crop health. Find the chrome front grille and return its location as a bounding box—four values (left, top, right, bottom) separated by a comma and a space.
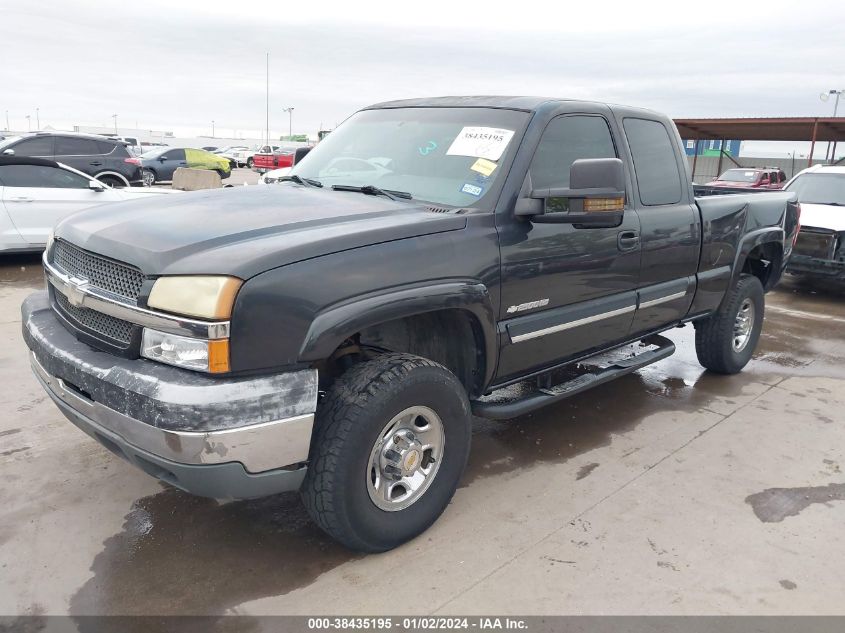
54, 292, 134, 345
52, 240, 144, 302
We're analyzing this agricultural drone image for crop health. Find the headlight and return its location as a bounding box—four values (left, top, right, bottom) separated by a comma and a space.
147, 276, 242, 320
141, 328, 230, 373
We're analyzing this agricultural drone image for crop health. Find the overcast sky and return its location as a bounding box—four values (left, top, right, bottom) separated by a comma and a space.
2, 0, 844, 149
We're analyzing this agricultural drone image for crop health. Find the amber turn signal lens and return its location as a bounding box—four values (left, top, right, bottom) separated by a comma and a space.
207, 339, 230, 373
584, 197, 624, 212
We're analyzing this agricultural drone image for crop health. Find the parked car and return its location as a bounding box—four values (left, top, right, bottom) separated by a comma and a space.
782, 165, 845, 280
0, 132, 143, 188
227, 145, 267, 168
705, 167, 787, 190
0, 156, 176, 252
252, 146, 295, 173
23, 96, 799, 552
202, 146, 218, 152
214, 146, 249, 170
140, 147, 231, 185
226, 146, 251, 167
258, 147, 312, 183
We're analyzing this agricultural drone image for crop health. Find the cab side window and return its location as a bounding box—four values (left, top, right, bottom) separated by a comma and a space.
54, 137, 102, 156
529, 115, 617, 190
9, 136, 54, 157
0, 164, 90, 188
161, 149, 186, 161
623, 118, 683, 206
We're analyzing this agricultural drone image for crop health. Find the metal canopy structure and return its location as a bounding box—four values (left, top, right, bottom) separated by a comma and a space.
673, 117, 845, 142
673, 116, 845, 176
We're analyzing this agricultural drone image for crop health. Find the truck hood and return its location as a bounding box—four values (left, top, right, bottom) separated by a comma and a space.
55, 184, 467, 278
798, 202, 845, 232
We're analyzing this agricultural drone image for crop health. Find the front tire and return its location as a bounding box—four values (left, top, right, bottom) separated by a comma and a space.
301, 353, 471, 552
246, 157, 254, 168
142, 169, 156, 186
695, 274, 764, 374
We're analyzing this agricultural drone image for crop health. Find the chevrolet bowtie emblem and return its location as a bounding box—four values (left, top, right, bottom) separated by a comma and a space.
64, 276, 89, 308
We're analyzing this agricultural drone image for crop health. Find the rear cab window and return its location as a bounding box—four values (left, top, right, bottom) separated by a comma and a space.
622, 118, 683, 205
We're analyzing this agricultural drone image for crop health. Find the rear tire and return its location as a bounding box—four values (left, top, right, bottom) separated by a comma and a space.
695, 274, 764, 374
301, 353, 471, 552
96, 174, 125, 188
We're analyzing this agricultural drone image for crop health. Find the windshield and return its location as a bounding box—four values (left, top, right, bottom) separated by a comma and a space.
291, 107, 529, 207
785, 172, 845, 205
717, 169, 760, 183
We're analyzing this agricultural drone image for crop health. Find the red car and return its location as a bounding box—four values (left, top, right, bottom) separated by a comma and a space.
705, 167, 787, 189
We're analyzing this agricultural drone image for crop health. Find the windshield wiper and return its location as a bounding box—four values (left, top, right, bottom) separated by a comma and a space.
278, 175, 322, 187
331, 184, 412, 201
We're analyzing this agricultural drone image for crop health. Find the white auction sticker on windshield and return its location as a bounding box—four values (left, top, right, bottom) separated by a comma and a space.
447, 127, 515, 161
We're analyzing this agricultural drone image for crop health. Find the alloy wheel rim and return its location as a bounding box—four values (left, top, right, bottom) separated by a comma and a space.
366, 406, 445, 512
733, 297, 755, 352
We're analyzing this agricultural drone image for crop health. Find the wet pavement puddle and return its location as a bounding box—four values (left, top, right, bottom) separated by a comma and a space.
746, 483, 845, 523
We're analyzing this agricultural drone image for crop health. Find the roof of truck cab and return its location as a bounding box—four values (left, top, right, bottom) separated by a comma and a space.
367, 95, 631, 111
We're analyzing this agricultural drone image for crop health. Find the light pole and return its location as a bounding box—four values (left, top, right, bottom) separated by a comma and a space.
36, 107, 40, 130
25, 115, 31, 131
282, 107, 294, 139
820, 89, 843, 163
265, 52, 270, 146
111, 114, 118, 134
4, 110, 8, 131
212, 120, 215, 138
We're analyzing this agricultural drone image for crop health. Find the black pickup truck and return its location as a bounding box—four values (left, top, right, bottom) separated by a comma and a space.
22, 97, 800, 552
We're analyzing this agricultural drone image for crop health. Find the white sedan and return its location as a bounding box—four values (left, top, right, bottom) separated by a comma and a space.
0, 156, 177, 253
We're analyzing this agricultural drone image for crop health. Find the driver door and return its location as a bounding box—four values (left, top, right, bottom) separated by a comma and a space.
0, 164, 118, 246
495, 111, 641, 382
157, 149, 187, 180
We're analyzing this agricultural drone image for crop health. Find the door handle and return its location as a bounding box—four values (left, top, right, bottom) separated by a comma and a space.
9, 196, 34, 203
89, 161, 103, 167
617, 230, 640, 251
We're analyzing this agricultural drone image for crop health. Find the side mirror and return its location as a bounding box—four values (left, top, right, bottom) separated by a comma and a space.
158, 156, 167, 162
516, 158, 626, 227
2, 149, 14, 156
88, 180, 106, 192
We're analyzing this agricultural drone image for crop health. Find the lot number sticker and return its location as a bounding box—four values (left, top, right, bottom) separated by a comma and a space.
447, 127, 515, 161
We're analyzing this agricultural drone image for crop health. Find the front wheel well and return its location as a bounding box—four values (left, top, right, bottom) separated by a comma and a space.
742, 241, 783, 291
320, 310, 486, 398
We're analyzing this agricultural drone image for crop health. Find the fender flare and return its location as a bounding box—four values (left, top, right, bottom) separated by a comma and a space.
94, 171, 130, 187
729, 226, 785, 290
299, 280, 498, 387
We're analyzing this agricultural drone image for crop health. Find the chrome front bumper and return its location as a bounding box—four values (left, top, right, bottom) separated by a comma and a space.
23, 291, 319, 498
